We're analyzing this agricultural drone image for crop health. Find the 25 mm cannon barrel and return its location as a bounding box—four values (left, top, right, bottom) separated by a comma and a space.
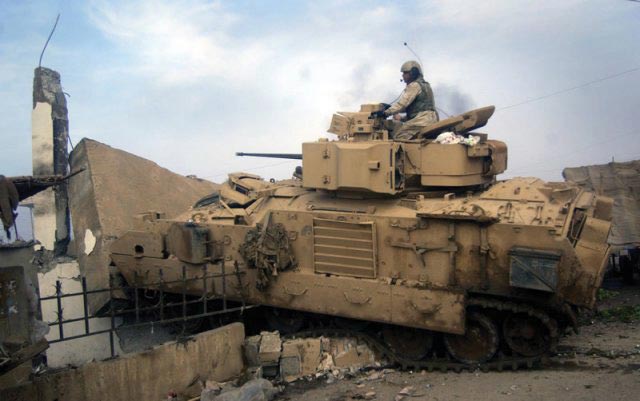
235, 152, 302, 160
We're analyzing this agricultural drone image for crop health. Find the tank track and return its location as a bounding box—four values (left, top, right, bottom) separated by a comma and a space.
283, 297, 559, 372
468, 297, 559, 340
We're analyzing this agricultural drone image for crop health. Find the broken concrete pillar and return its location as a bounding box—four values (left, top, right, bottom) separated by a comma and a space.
31, 67, 70, 254
68, 139, 219, 312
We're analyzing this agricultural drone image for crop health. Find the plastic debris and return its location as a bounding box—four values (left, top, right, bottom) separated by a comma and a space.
434, 132, 480, 146
201, 379, 277, 401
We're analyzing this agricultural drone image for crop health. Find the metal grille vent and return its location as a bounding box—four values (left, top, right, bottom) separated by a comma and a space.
312, 218, 377, 278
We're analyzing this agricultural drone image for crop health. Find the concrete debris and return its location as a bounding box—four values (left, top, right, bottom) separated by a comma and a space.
286, 338, 322, 377
198, 379, 239, 399
398, 386, 415, 396
365, 371, 383, 381
206, 380, 223, 391
258, 331, 282, 365
280, 341, 302, 382
244, 335, 262, 367
243, 332, 380, 383
241, 366, 263, 383
201, 379, 278, 401
330, 338, 376, 368
394, 387, 416, 401
318, 352, 335, 371
68, 138, 219, 313
364, 391, 376, 399
0, 241, 50, 386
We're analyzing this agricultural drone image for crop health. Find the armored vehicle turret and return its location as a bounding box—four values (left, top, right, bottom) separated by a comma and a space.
110, 105, 611, 369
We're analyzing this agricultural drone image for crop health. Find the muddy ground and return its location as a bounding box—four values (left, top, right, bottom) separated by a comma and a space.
281, 284, 640, 401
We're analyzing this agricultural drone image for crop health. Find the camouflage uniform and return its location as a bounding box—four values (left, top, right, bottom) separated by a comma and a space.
385, 77, 439, 140
0, 175, 19, 236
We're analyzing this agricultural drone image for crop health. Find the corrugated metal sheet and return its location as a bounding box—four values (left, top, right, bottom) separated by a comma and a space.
312, 218, 377, 278
563, 160, 640, 246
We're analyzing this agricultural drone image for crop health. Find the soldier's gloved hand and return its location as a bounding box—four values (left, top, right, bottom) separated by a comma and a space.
371, 110, 386, 118
380, 103, 391, 110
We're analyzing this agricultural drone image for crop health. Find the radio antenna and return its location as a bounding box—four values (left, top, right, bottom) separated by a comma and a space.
403, 42, 423, 67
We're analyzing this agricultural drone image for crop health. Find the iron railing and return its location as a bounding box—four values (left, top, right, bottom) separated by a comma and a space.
39, 262, 254, 358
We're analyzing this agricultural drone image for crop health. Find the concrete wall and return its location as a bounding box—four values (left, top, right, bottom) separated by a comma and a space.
1, 323, 246, 401
68, 138, 219, 312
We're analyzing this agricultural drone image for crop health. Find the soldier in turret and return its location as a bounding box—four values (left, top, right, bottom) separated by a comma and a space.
375, 60, 439, 140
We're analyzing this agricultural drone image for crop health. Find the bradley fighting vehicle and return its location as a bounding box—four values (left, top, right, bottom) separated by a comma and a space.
110, 104, 612, 368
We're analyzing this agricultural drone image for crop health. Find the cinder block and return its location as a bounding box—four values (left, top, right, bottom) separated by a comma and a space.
331, 338, 376, 368
243, 335, 262, 366
279, 351, 301, 382
282, 338, 322, 376
258, 331, 281, 364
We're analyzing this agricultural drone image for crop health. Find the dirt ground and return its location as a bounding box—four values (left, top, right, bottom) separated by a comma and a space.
281, 284, 640, 401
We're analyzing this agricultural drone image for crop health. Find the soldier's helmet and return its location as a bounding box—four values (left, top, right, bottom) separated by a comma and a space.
400, 60, 423, 76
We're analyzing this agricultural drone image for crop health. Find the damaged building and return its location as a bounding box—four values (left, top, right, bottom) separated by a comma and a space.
564, 161, 640, 281
1, 67, 237, 398
2, 66, 384, 401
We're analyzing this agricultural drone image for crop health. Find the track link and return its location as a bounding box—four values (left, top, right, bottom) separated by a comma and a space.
283, 298, 558, 372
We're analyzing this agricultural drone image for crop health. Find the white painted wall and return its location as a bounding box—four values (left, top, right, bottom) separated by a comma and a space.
39, 261, 124, 367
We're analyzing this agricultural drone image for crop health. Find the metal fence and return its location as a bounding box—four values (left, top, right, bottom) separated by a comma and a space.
39, 262, 254, 358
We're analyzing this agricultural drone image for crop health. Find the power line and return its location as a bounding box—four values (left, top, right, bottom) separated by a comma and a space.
507, 129, 638, 174
507, 152, 640, 177
498, 66, 640, 111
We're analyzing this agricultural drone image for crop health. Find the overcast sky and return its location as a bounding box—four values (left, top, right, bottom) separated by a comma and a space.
1, 0, 639, 183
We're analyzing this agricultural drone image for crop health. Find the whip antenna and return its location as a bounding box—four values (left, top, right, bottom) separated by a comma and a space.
403, 42, 423, 67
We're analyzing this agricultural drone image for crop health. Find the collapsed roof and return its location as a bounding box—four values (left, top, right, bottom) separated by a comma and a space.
563, 160, 640, 247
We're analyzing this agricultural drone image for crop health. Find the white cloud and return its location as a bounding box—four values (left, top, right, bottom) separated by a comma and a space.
1, 0, 638, 186
88, 0, 270, 85
84, 0, 426, 180
421, 0, 586, 30
73, 0, 640, 183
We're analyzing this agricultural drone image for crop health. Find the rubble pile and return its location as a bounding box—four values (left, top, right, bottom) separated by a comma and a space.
243, 331, 383, 383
